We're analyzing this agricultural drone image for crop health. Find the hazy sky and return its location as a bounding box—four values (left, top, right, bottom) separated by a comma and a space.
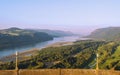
0, 0, 120, 34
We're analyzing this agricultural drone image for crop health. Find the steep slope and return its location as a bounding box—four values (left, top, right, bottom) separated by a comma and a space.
86, 27, 120, 41
97, 42, 120, 70
0, 27, 53, 49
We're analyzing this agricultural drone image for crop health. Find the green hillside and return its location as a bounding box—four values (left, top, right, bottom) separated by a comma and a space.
86, 27, 120, 41
0, 27, 53, 49
1, 40, 120, 70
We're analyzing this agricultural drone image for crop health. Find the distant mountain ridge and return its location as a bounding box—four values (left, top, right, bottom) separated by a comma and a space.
86, 27, 120, 41
27, 29, 75, 37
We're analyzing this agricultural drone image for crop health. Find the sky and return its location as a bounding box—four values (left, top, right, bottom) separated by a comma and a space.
0, 0, 120, 34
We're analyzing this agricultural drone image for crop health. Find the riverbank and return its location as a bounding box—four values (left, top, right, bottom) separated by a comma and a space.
0, 48, 39, 62
0, 41, 74, 63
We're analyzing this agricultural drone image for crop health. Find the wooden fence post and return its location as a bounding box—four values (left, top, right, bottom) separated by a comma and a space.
59, 69, 61, 75
16, 51, 19, 75
96, 53, 99, 75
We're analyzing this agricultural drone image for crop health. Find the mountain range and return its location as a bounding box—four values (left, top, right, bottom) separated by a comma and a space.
28, 29, 75, 37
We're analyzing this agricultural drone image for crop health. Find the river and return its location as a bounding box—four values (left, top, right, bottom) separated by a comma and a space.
0, 36, 84, 57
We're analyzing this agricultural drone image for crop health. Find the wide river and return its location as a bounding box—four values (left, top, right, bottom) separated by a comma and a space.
0, 36, 87, 57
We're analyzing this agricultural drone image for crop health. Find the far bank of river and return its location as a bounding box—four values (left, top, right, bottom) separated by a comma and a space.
0, 36, 83, 57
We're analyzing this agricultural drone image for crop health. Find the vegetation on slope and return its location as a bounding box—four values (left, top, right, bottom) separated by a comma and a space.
0, 27, 53, 49
0, 40, 120, 70
86, 27, 120, 41
97, 42, 120, 70
0, 40, 105, 69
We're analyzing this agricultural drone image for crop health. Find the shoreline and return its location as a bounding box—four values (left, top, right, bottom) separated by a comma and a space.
0, 48, 39, 62
0, 41, 74, 63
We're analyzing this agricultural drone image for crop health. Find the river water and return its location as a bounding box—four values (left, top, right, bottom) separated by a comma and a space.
0, 36, 84, 57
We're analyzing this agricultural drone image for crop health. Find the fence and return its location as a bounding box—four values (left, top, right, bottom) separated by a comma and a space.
0, 69, 120, 75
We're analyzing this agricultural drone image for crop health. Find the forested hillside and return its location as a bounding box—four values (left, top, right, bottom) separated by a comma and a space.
1, 40, 120, 70
86, 27, 120, 41
0, 27, 53, 49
